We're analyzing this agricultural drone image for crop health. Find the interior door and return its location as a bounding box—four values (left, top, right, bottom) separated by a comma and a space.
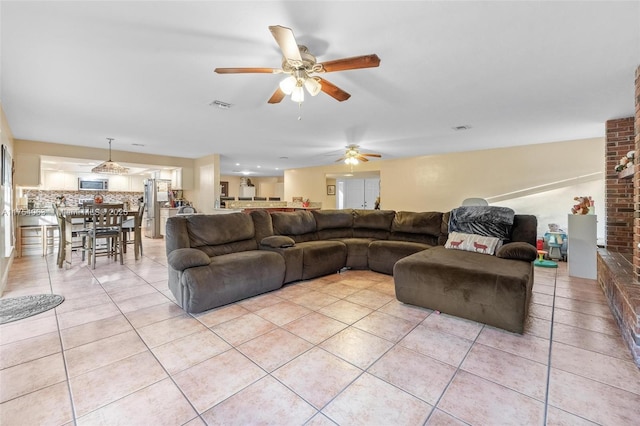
343, 180, 365, 209
364, 178, 380, 209
342, 178, 380, 209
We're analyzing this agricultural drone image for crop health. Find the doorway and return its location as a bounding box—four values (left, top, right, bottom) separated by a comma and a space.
336, 176, 380, 210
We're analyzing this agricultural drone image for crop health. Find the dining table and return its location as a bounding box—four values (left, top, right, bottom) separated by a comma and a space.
57, 205, 140, 268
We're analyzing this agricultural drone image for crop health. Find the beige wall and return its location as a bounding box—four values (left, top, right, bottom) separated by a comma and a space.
285, 137, 605, 237
192, 154, 220, 213
14, 139, 195, 169
1, 104, 16, 294
220, 175, 284, 199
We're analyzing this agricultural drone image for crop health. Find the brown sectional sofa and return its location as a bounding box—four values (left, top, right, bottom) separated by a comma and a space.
165, 208, 537, 333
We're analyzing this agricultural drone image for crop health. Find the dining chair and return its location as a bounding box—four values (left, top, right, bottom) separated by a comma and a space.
52, 203, 65, 268
121, 203, 145, 260
86, 203, 124, 269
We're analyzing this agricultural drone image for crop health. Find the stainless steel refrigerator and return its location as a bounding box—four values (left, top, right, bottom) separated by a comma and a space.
144, 178, 171, 238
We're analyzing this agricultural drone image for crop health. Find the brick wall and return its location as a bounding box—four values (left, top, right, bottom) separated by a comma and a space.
635, 66, 640, 278
606, 117, 635, 252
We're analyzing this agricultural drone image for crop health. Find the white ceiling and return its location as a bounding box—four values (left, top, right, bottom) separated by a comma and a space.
2, 1, 639, 177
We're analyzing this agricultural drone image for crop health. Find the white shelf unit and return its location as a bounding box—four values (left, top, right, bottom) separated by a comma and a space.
568, 214, 597, 280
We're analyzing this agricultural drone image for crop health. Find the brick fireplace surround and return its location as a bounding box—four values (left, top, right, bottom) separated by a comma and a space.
597, 66, 640, 367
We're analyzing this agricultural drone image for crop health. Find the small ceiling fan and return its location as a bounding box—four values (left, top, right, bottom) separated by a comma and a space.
214, 25, 381, 104
336, 145, 382, 165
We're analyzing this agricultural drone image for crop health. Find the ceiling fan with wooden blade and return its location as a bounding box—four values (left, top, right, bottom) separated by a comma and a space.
335, 144, 382, 164
214, 25, 380, 104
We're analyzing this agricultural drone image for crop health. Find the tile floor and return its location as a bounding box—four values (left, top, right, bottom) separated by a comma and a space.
1, 239, 639, 425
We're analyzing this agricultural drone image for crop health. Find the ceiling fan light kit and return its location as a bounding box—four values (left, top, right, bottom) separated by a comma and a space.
91, 138, 130, 175
336, 144, 382, 167
214, 25, 380, 105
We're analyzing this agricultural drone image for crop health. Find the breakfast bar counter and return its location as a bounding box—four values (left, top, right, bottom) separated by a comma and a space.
225, 200, 321, 212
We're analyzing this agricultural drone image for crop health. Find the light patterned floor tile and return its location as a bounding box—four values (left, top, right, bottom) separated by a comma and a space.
548, 368, 640, 425
237, 328, 312, 372
210, 312, 278, 346
323, 373, 431, 425
173, 349, 266, 413
0, 382, 74, 426
438, 371, 545, 425
69, 351, 167, 417
64, 330, 147, 378
400, 324, 473, 367
369, 345, 456, 405
460, 343, 548, 401
320, 327, 393, 369
272, 347, 362, 409
151, 329, 231, 375
0, 352, 67, 403
201, 376, 316, 425
283, 312, 348, 344
76, 378, 197, 426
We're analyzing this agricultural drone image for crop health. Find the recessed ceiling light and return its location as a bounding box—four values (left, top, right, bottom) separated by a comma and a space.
235, 163, 240, 166
210, 100, 231, 109
452, 125, 472, 131
257, 165, 261, 168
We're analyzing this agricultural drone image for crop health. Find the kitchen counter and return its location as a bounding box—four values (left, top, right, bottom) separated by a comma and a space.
225, 201, 321, 211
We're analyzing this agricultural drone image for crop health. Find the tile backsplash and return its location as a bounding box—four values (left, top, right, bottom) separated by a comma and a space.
18, 190, 144, 209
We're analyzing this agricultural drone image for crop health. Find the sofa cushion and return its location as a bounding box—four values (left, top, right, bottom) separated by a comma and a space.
353, 209, 395, 239
312, 209, 354, 230
186, 213, 255, 247
167, 248, 211, 270
173, 250, 285, 313
250, 209, 275, 243
261, 235, 295, 248
368, 240, 432, 275
444, 231, 502, 256
296, 240, 348, 280
497, 242, 538, 262
394, 246, 534, 333
336, 237, 376, 269
448, 206, 515, 240
313, 209, 354, 239
272, 211, 317, 242
390, 211, 442, 245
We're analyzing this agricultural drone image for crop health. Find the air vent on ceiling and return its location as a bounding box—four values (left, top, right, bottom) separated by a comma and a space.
452, 125, 472, 131
210, 100, 232, 109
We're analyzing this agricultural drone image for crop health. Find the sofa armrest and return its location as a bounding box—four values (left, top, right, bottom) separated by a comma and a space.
261, 235, 295, 248
496, 242, 537, 262
167, 248, 211, 271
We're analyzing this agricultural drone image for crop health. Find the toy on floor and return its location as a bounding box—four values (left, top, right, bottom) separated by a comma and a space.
544, 223, 567, 261
534, 250, 558, 268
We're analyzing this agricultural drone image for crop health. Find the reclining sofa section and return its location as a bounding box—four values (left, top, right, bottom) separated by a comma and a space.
165, 209, 537, 333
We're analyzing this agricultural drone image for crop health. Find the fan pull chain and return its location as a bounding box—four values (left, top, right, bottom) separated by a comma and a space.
297, 102, 303, 121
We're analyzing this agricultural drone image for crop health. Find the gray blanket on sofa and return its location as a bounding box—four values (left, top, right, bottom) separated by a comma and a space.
448, 206, 515, 240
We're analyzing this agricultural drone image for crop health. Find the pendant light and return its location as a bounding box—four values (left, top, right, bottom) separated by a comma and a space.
91, 138, 130, 174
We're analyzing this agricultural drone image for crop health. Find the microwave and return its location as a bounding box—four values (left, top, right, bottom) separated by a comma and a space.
78, 178, 109, 191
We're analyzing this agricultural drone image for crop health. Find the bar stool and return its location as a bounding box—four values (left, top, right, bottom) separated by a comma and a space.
43, 224, 60, 256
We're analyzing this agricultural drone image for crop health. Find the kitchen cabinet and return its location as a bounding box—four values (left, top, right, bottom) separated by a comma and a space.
15, 154, 41, 186
42, 170, 65, 190
171, 167, 194, 190
130, 175, 145, 192
109, 175, 130, 192
42, 170, 78, 191
159, 208, 178, 236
